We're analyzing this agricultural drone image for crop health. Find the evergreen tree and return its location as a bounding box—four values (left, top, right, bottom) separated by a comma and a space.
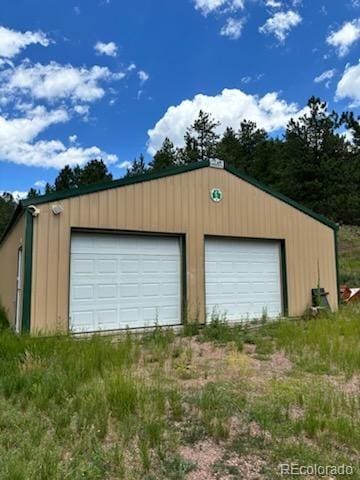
178, 110, 219, 163
280, 97, 349, 219
178, 131, 199, 164
192, 110, 220, 161
27, 188, 40, 198
45, 183, 55, 194
149, 138, 177, 171
0, 197, 16, 237
125, 154, 147, 177
54, 165, 76, 191
236, 120, 268, 173
216, 127, 241, 167
78, 159, 113, 185
52, 160, 113, 191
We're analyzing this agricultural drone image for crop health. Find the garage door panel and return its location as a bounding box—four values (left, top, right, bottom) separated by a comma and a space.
98, 284, 117, 299
72, 258, 94, 274
70, 233, 182, 332
73, 285, 94, 300
71, 311, 95, 332
205, 238, 282, 322
96, 259, 117, 274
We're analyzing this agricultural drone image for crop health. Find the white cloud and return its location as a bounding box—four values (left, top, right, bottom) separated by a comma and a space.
0, 190, 28, 201
118, 160, 132, 169
69, 134, 78, 144
259, 10, 302, 42
34, 180, 46, 188
241, 73, 264, 83
265, 0, 282, 7
0, 105, 117, 168
326, 19, 360, 56
220, 18, 244, 39
193, 0, 244, 16
314, 68, 336, 83
73, 6, 81, 15
241, 76, 252, 83
0, 26, 50, 59
73, 105, 90, 119
94, 41, 118, 57
138, 70, 149, 83
0, 61, 123, 103
147, 88, 306, 154
128, 63, 136, 71
336, 61, 360, 106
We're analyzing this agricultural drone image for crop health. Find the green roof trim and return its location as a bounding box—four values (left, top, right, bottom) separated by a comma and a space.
1, 159, 338, 248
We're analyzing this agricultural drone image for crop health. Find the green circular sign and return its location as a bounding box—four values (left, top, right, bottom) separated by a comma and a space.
210, 188, 223, 202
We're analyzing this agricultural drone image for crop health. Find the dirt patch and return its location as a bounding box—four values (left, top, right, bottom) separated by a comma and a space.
180, 439, 225, 480
224, 454, 266, 479
326, 374, 360, 395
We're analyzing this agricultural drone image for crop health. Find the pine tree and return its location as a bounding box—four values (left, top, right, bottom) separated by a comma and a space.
280, 97, 349, 219
45, 183, 55, 194
192, 110, 220, 161
178, 131, 199, 164
27, 188, 40, 198
78, 159, 113, 185
54, 165, 76, 191
125, 154, 147, 177
0, 197, 16, 236
178, 110, 220, 163
52, 160, 113, 191
149, 138, 177, 171
216, 127, 241, 167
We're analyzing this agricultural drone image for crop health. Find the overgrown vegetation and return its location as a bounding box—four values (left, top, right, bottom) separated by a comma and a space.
0, 307, 359, 479
339, 225, 360, 286
0, 303, 9, 330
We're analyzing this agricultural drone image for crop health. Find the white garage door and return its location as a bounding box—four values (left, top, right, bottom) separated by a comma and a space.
70, 233, 182, 333
205, 237, 282, 322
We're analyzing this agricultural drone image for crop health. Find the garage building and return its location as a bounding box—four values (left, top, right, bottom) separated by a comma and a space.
0, 160, 339, 334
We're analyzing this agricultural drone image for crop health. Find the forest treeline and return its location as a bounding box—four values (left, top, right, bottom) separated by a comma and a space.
1, 96, 360, 236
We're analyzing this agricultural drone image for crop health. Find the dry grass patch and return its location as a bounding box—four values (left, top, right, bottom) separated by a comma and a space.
0, 310, 359, 479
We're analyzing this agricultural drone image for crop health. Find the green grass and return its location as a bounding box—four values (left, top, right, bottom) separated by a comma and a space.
339, 225, 360, 286
273, 306, 360, 377
0, 302, 9, 330
0, 308, 359, 479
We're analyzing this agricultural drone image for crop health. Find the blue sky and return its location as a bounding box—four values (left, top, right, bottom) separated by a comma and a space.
0, 0, 360, 197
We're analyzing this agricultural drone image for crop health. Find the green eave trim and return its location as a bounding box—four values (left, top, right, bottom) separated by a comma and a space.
21, 210, 33, 333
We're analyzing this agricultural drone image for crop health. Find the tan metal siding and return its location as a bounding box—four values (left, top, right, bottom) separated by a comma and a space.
0, 215, 25, 327
30, 167, 337, 333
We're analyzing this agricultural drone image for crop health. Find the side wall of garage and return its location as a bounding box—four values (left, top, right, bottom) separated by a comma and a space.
29, 167, 337, 333
0, 215, 25, 327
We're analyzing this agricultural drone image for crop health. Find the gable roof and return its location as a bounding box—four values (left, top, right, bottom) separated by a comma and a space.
0, 160, 338, 245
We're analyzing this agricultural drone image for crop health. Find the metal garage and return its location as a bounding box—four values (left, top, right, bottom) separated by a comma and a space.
0, 160, 339, 334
